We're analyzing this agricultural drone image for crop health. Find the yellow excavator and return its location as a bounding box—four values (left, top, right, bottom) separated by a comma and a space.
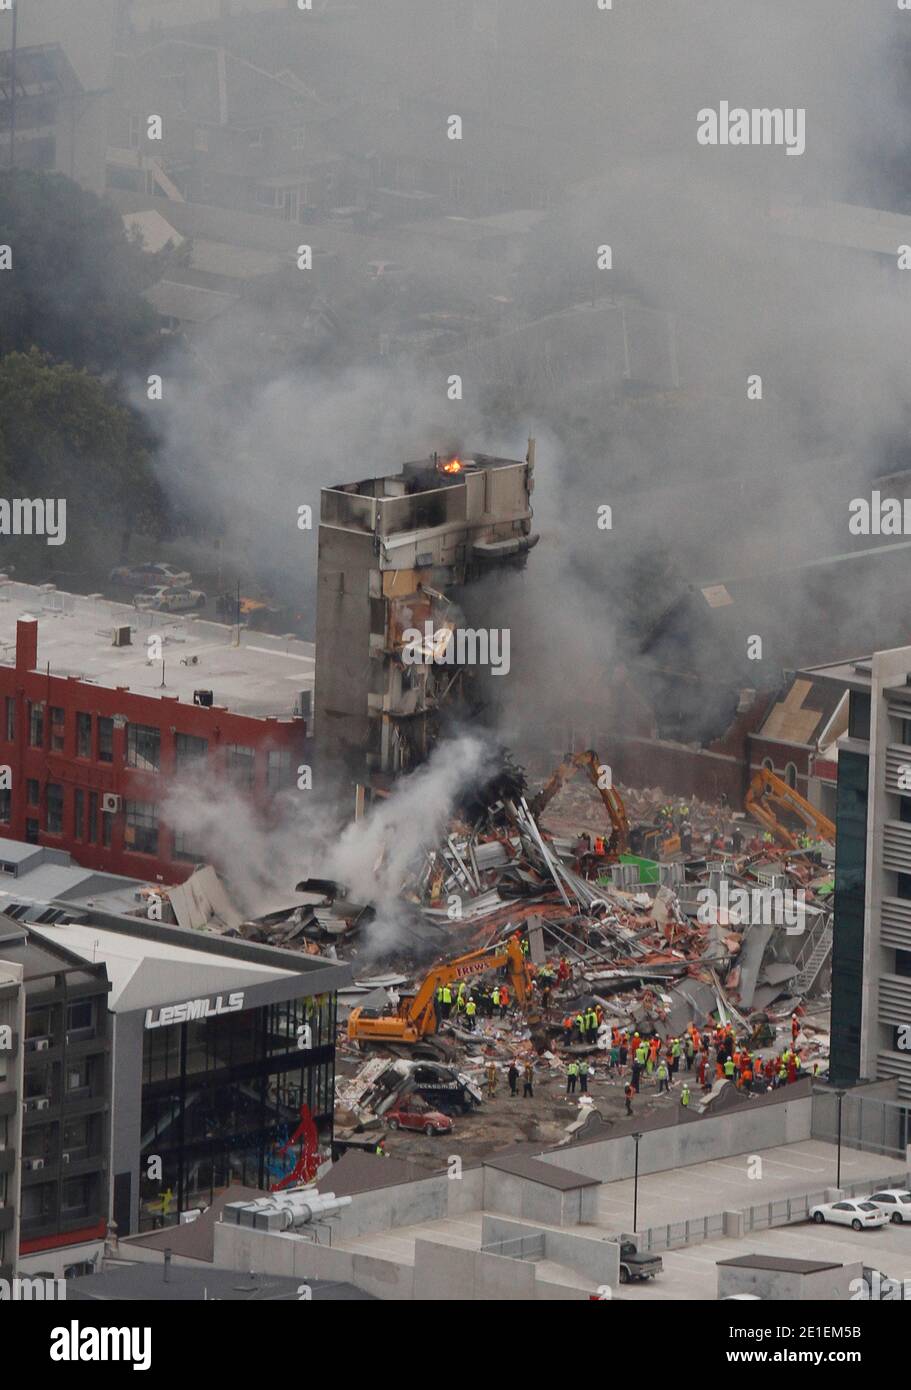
530, 750, 631, 854
744, 767, 836, 850
529, 750, 681, 859
347, 936, 531, 1046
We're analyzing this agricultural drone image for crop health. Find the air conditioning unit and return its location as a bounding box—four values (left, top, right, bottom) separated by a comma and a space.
27, 1037, 50, 1052
25, 1158, 45, 1171
193, 689, 214, 707
102, 793, 121, 814
112, 624, 132, 648
61, 1152, 70, 1165
33, 1097, 49, 1112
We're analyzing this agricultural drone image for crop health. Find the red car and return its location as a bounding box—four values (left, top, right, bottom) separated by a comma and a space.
385, 1103, 453, 1137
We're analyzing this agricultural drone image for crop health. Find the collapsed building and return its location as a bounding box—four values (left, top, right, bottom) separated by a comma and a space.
231, 750, 836, 1158
313, 445, 539, 792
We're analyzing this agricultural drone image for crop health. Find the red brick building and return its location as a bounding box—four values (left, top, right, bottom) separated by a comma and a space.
0, 613, 310, 883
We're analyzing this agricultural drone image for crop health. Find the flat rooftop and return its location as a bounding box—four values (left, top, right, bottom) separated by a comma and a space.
0, 580, 314, 720
801, 656, 873, 693
716, 1254, 840, 1273
32, 920, 300, 1012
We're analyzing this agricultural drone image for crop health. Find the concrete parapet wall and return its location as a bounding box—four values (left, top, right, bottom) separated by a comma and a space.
540, 1088, 813, 1182
413, 1237, 536, 1301
480, 1214, 619, 1288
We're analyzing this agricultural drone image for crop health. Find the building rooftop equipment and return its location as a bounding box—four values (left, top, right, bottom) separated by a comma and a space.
0, 580, 314, 719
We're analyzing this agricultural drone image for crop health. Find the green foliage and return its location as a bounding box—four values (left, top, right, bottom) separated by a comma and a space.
0, 349, 167, 548
0, 169, 160, 372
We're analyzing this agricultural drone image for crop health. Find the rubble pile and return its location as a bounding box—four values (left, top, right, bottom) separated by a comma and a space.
279, 759, 837, 1161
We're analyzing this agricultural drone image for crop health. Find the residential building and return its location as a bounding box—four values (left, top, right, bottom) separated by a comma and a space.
805, 646, 911, 1098
106, 36, 348, 219
0, 915, 112, 1277
0, 846, 349, 1259
29, 914, 347, 1246
0, 0, 116, 192
313, 447, 538, 789
0, 583, 312, 883
0, 957, 23, 1282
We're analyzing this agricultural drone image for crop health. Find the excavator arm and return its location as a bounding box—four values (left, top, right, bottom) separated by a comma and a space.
744, 768, 836, 849
348, 938, 531, 1044
530, 750, 630, 854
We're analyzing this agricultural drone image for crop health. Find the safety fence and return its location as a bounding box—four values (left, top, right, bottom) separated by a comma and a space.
479, 1233, 545, 1262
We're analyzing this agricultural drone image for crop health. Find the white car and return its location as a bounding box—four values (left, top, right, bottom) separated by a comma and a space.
809, 1199, 890, 1230
112, 562, 191, 587
863, 1189, 911, 1224
134, 586, 206, 613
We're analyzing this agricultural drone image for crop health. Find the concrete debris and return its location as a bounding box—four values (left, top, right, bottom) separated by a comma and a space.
273, 757, 837, 1166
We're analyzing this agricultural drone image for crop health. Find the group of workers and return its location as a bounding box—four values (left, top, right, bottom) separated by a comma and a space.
563, 1003, 604, 1045
435, 977, 514, 1029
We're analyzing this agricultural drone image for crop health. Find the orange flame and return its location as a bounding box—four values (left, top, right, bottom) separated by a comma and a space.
439, 456, 463, 474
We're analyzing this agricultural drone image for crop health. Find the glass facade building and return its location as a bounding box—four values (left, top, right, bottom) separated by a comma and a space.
137, 994, 336, 1230
830, 746, 869, 1086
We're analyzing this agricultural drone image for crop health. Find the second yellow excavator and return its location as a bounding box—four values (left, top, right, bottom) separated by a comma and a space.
529, 749, 631, 854
528, 749, 681, 859
744, 767, 836, 849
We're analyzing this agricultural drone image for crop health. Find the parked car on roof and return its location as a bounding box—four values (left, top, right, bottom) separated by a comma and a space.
618, 1241, 663, 1284
111, 561, 191, 587
134, 586, 206, 613
863, 1189, 911, 1223
809, 1199, 890, 1230
385, 1102, 453, 1137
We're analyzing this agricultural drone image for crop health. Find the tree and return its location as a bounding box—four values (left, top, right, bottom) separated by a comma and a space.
0, 349, 168, 570
0, 170, 163, 373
